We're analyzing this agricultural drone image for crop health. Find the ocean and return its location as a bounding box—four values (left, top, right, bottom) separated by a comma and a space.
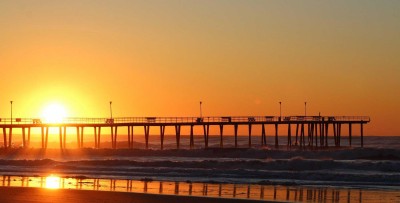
0, 135, 399, 202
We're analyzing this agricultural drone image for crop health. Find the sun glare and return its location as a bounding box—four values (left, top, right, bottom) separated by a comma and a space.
41, 103, 67, 123
45, 175, 61, 189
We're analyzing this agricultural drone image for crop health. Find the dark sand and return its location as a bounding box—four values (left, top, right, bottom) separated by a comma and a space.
0, 186, 282, 203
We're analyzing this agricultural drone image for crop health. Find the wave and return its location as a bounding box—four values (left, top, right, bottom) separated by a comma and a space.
0, 147, 399, 189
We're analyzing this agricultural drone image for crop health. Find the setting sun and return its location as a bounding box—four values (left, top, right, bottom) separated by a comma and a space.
41, 103, 67, 123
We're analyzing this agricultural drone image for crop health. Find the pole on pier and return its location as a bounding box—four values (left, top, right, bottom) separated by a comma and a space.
275, 123, 279, 148
160, 126, 165, 150
219, 125, 224, 148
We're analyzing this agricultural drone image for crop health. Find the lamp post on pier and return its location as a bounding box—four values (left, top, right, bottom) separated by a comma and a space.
305, 102, 307, 117
109, 101, 113, 119
279, 101, 282, 121
10, 101, 13, 125
199, 101, 203, 118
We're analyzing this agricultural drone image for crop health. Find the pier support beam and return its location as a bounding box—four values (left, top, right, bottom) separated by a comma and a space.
190, 125, 194, 149
333, 123, 337, 147
28, 127, 31, 148
234, 124, 238, 148
8, 128, 12, 148
275, 124, 279, 148
160, 126, 165, 150
22, 127, 26, 148
349, 123, 352, 147
219, 125, 223, 148
324, 123, 328, 147
63, 126, 66, 149
59, 127, 63, 149
203, 125, 209, 148
144, 126, 150, 149
295, 124, 299, 146
80, 127, 84, 148
261, 124, 266, 146
94, 127, 101, 149
175, 125, 181, 149
338, 124, 342, 147
76, 127, 81, 148
287, 124, 292, 148
248, 124, 252, 148
2, 128, 7, 148
45, 127, 49, 149
360, 123, 364, 147
300, 124, 305, 148
126, 126, 133, 149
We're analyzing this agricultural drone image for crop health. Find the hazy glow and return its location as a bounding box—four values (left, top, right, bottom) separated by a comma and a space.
0, 1, 399, 135
41, 104, 67, 123
45, 175, 61, 189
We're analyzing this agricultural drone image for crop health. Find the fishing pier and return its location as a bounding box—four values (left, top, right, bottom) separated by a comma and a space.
0, 116, 370, 149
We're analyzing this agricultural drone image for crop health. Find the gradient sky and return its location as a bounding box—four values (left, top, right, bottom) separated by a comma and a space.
0, 0, 399, 135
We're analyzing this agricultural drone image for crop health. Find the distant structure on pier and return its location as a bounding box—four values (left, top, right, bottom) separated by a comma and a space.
0, 116, 370, 150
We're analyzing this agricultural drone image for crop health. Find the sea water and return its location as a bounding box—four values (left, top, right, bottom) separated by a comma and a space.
0, 135, 399, 202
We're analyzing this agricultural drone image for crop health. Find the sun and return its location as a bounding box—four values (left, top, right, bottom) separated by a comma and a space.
41, 103, 67, 123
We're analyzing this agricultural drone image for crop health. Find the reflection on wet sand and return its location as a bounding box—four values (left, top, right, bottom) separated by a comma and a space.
1, 175, 399, 202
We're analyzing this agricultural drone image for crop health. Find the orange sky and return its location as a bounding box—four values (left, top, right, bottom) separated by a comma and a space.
0, 1, 399, 135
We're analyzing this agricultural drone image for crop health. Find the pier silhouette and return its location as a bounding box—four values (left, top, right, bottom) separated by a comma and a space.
0, 116, 370, 149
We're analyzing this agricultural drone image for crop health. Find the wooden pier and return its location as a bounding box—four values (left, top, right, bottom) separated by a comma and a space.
0, 116, 370, 149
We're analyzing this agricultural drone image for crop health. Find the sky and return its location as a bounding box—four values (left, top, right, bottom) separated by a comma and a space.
0, 0, 399, 136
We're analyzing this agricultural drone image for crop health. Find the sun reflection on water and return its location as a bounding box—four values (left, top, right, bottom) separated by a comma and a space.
45, 175, 61, 189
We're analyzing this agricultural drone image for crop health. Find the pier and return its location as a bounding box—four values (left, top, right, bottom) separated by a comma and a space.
0, 116, 370, 149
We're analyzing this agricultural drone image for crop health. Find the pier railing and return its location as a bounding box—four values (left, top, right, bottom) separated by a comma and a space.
0, 116, 370, 125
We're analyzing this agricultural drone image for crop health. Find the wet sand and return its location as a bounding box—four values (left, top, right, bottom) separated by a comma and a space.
0, 186, 279, 203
